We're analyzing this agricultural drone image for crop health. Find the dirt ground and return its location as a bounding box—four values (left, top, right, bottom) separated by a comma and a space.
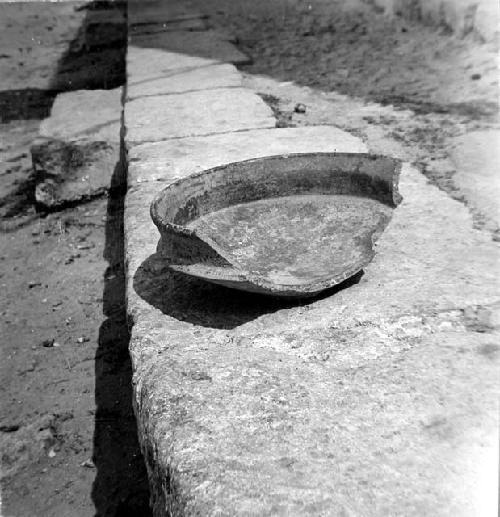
0, 198, 151, 517
202, 0, 498, 233
208, 0, 498, 115
0, 0, 498, 516
1, 2, 151, 516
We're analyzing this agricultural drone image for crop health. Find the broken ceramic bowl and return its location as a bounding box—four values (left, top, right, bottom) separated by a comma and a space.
150, 153, 402, 298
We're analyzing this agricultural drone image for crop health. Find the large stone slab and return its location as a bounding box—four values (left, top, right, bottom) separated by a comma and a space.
125, 163, 499, 516
127, 63, 242, 100
128, 126, 368, 184
125, 88, 275, 145
39, 88, 122, 143
130, 30, 250, 65
127, 47, 220, 83
126, 163, 500, 332
32, 139, 120, 209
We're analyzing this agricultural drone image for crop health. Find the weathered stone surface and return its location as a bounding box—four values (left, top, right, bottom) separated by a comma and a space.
32, 139, 120, 209
127, 47, 218, 82
371, 0, 499, 41
130, 30, 250, 65
449, 130, 500, 227
128, 126, 367, 184
125, 163, 499, 516
34, 88, 122, 208
127, 63, 242, 100
39, 88, 122, 143
123, 10, 499, 514
125, 88, 275, 144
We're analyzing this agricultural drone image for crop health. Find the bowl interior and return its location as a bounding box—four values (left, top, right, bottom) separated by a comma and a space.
151, 153, 401, 292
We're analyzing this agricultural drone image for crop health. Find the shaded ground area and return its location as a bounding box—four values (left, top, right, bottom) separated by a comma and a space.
0, 2, 151, 516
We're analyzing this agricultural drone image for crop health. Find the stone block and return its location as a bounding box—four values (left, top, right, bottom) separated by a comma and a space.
124, 163, 500, 515
32, 139, 120, 209
127, 63, 242, 100
34, 88, 122, 208
126, 163, 500, 328
127, 46, 220, 83
125, 88, 275, 144
39, 88, 122, 143
128, 126, 367, 184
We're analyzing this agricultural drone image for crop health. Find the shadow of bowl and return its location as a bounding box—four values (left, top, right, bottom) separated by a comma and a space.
133, 252, 363, 330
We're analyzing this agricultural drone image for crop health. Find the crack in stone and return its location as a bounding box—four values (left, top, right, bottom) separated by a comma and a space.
125, 124, 279, 148
126, 84, 242, 102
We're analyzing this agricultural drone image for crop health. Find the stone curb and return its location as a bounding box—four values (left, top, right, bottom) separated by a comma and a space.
123, 3, 500, 516
127, 126, 367, 185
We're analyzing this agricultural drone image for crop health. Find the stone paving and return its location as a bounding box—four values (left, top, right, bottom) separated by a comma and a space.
124, 1, 500, 515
